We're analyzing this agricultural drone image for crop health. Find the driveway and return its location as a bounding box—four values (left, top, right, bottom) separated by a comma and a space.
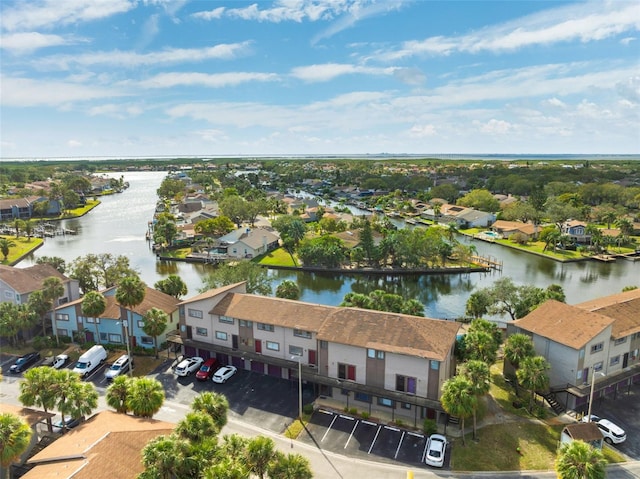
588, 381, 640, 460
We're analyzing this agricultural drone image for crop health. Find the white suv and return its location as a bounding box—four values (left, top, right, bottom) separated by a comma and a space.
582, 415, 626, 444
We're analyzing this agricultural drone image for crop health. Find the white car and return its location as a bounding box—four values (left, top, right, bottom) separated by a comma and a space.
581, 415, 626, 444
212, 365, 237, 383
43, 354, 69, 369
104, 354, 131, 381
424, 434, 447, 468
175, 357, 204, 377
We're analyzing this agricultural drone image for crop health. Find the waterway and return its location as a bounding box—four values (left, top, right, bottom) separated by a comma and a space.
17, 171, 639, 320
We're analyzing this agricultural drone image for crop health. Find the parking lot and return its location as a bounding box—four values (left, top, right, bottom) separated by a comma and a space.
588, 381, 640, 460
297, 408, 447, 469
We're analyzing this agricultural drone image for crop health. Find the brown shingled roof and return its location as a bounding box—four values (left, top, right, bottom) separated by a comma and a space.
513, 300, 614, 349
0, 264, 69, 294
178, 281, 247, 305
563, 422, 603, 442
24, 411, 173, 479
575, 288, 640, 339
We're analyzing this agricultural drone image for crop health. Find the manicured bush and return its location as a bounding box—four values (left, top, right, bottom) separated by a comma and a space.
423, 418, 437, 435
303, 403, 314, 415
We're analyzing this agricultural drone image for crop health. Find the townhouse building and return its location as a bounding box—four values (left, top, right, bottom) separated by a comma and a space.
0, 264, 79, 307
171, 282, 460, 425
505, 288, 640, 412
52, 285, 179, 349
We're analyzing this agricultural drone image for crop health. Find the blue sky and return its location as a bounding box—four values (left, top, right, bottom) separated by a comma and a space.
1, 0, 639, 159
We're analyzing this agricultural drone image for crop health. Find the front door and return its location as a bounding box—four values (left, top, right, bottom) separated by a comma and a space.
308, 349, 316, 365
232, 334, 239, 350
583, 367, 589, 384
255, 339, 262, 354
623, 352, 629, 368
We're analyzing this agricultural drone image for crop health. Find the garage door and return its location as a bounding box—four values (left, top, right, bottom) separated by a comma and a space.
184, 346, 197, 357
198, 349, 211, 360
216, 353, 228, 366
231, 356, 244, 369
251, 361, 264, 374
267, 364, 282, 378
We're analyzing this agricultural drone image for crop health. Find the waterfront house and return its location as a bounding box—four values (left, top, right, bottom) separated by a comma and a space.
212, 227, 280, 259
561, 220, 589, 243
505, 288, 640, 412
491, 220, 538, 241
171, 282, 460, 426
0, 264, 79, 307
52, 285, 179, 348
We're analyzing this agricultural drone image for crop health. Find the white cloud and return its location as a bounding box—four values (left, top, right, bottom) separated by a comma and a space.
545, 97, 567, 108
35, 42, 253, 70
0, 32, 78, 54
191, 7, 225, 21
409, 124, 436, 137
290, 63, 397, 82
88, 103, 144, 118
476, 119, 513, 134
139, 71, 279, 88
67, 139, 82, 148
1, 0, 135, 32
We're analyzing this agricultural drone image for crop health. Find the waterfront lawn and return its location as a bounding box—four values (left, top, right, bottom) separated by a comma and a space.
257, 247, 298, 267
0, 235, 43, 265
61, 199, 100, 218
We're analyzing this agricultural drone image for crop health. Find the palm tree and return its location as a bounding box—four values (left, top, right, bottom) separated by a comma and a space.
0, 238, 16, 261
106, 376, 131, 414
516, 355, 551, 412
267, 451, 313, 479
18, 366, 59, 432
126, 377, 165, 418
440, 375, 476, 446
460, 360, 490, 440
175, 411, 217, 443
275, 280, 300, 300
115, 276, 146, 353
141, 435, 196, 479
142, 307, 168, 359
42, 276, 65, 337
246, 436, 276, 479
204, 458, 249, 479
191, 392, 229, 433
555, 440, 606, 479
0, 413, 33, 479
81, 290, 106, 344
56, 374, 98, 431
504, 333, 535, 370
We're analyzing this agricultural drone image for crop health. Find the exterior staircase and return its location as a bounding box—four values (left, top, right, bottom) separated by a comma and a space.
540, 391, 564, 414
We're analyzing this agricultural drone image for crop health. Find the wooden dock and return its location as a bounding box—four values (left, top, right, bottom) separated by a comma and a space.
471, 255, 503, 271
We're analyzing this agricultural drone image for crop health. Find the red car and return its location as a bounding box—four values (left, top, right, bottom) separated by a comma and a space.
195, 358, 219, 381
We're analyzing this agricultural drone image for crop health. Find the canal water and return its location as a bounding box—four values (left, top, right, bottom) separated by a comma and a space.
18, 171, 639, 320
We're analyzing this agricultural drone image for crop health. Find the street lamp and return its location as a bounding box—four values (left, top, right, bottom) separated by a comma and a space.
118, 319, 132, 376
587, 370, 605, 421
291, 356, 302, 423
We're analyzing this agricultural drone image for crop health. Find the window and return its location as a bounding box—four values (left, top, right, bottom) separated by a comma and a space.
141, 336, 153, 345
85, 317, 100, 324
4, 291, 13, 299
219, 316, 234, 324
215, 331, 228, 341
100, 333, 107, 341
396, 375, 417, 394
319, 340, 328, 349
377, 397, 393, 407
109, 333, 122, 343
430, 360, 439, 370
610, 355, 620, 366
57, 328, 68, 337
188, 308, 203, 319
593, 361, 603, 372
266, 341, 280, 351
341, 389, 350, 396
257, 323, 274, 332
138, 320, 145, 328
294, 329, 312, 339
367, 349, 384, 359
354, 392, 371, 403
614, 337, 627, 346
196, 327, 208, 337
55, 313, 69, 322
401, 403, 412, 410
289, 345, 303, 356
338, 363, 356, 381
590, 342, 604, 354
239, 320, 253, 328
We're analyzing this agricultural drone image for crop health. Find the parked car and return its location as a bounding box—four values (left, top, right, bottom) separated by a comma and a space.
212, 365, 237, 383
9, 352, 41, 373
424, 433, 448, 468
581, 415, 626, 444
104, 354, 131, 381
175, 357, 204, 377
52, 415, 83, 434
195, 358, 219, 381
42, 354, 69, 369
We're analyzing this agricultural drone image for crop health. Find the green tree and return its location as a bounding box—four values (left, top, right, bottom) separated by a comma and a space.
460, 360, 490, 440
440, 375, 475, 446
69, 253, 137, 293
267, 452, 313, 479
106, 376, 131, 414
175, 411, 218, 444
142, 308, 169, 359
504, 333, 535, 370
517, 356, 551, 412
555, 440, 606, 479
81, 290, 106, 344
0, 413, 32, 479
246, 436, 276, 479
116, 275, 146, 352
35, 256, 66, 274
12, 219, 25, 238
191, 391, 229, 434
127, 377, 165, 418
0, 238, 16, 261
19, 366, 59, 432
141, 435, 196, 479
457, 189, 500, 212
465, 291, 491, 319
201, 261, 272, 296
41, 276, 64, 336
154, 274, 188, 299
275, 280, 300, 300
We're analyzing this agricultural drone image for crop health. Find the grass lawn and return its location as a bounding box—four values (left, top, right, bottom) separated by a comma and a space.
1, 235, 44, 265
257, 247, 298, 267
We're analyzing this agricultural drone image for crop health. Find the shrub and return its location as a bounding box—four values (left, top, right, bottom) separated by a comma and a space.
423, 418, 437, 435
32, 335, 55, 350
348, 407, 358, 416
395, 419, 405, 427
303, 403, 314, 415
361, 412, 370, 420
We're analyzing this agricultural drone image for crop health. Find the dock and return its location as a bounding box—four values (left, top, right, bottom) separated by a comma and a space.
470, 255, 503, 271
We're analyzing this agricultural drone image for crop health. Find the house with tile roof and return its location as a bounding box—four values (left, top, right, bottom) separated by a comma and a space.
505, 288, 640, 412
21, 410, 174, 479
172, 282, 460, 425
0, 264, 80, 307
212, 227, 280, 259
52, 285, 179, 349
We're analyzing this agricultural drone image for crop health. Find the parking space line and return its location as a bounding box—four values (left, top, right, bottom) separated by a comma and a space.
344, 419, 360, 449
362, 420, 376, 426
321, 413, 339, 443
421, 439, 429, 463
339, 414, 355, 421
318, 409, 333, 415
368, 425, 382, 454
394, 430, 405, 459
408, 431, 423, 438
384, 425, 400, 432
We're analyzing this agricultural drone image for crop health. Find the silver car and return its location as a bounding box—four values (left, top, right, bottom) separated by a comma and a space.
104, 354, 131, 381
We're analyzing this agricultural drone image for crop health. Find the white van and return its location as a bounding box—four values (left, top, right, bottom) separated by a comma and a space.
72, 345, 107, 378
